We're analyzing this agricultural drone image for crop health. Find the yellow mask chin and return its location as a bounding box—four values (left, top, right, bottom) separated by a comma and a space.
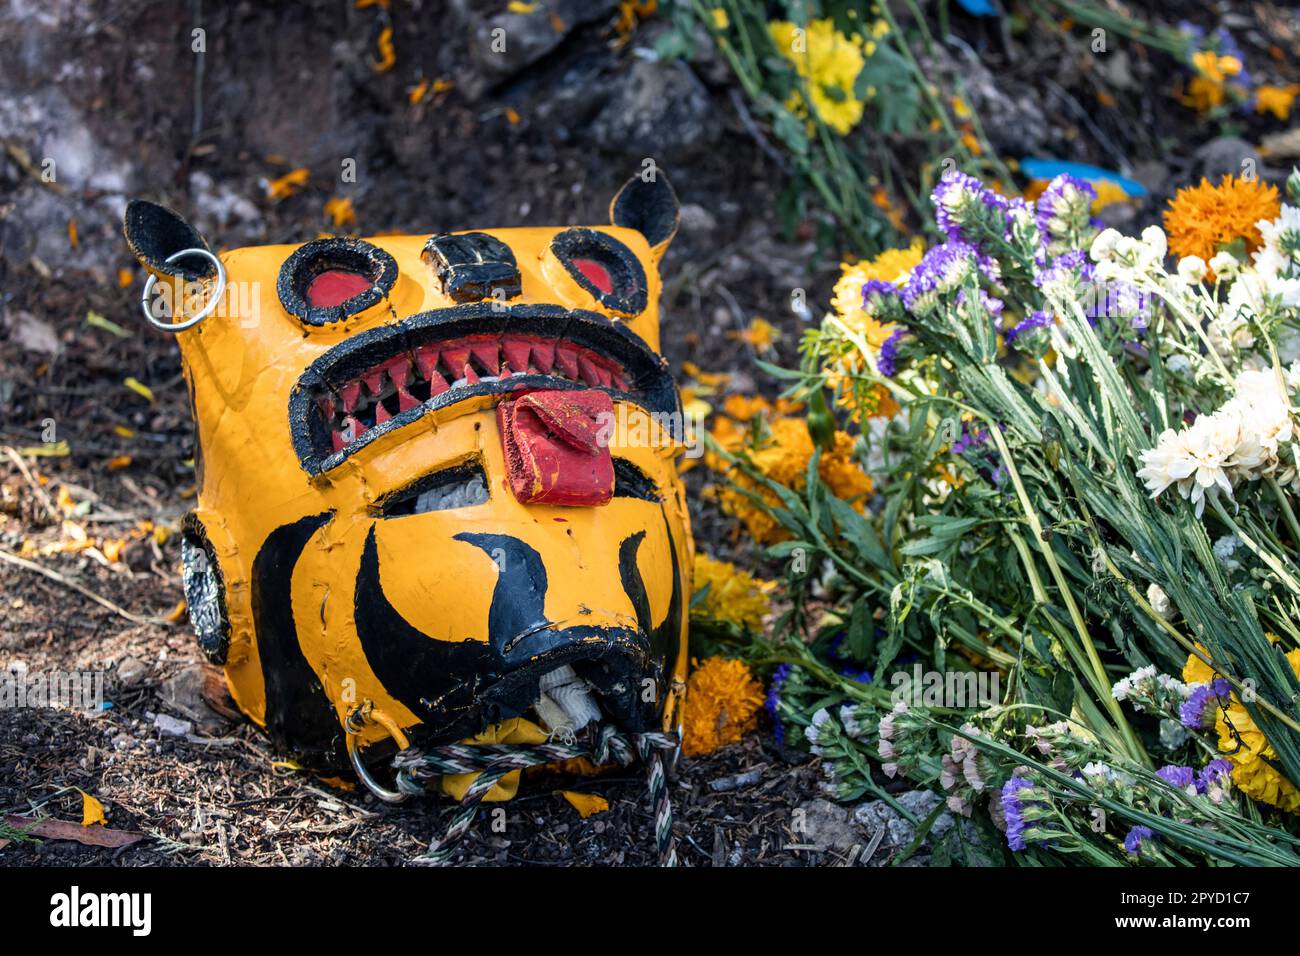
127, 175, 693, 798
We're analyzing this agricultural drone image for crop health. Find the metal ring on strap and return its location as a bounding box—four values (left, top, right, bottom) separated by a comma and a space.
345, 705, 411, 804
140, 248, 226, 332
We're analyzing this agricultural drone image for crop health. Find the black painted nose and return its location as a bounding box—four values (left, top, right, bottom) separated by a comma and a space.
423, 232, 523, 303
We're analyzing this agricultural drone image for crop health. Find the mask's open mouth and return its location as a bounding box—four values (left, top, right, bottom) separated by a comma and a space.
289, 304, 678, 476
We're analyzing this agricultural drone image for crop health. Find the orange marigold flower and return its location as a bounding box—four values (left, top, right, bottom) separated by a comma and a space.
682, 656, 764, 756
1163, 174, 1280, 271
712, 412, 873, 544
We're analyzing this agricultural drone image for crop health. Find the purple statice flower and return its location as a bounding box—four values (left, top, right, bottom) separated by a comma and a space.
1004, 196, 1039, 244
954, 287, 1004, 319
1001, 775, 1036, 851
1088, 279, 1151, 332
1198, 758, 1233, 793
1123, 825, 1156, 855
1155, 765, 1196, 791
765, 663, 792, 745
1004, 310, 1055, 346
1036, 174, 1097, 246
825, 632, 875, 684
860, 279, 900, 307
877, 327, 906, 377
951, 422, 989, 456
1180, 678, 1230, 729
950, 421, 1007, 486
902, 241, 980, 313
1034, 248, 1095, 297
1214, 27, 1252, 89
932, 170, 1003, 244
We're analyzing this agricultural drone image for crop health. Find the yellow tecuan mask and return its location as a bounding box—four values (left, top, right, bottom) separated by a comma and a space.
123, 175, 693, 796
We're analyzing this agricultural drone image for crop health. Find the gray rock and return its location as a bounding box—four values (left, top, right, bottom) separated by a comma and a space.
678, 202, 718, 236
153, 712, 193, 738
1193, 137, 1262, 183
3, 310, 60, 356
160, 664, 228, 733
797, 798, 860, 852
115, 656, 148, 689
451, 0, 620, 99
855, 789, 941, 850
588, 59, 718, 160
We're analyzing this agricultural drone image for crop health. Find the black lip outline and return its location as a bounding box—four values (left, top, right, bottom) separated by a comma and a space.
277, 237, 399, 327
288, 302, 678, 476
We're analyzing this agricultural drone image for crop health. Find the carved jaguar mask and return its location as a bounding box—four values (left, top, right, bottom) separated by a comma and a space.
123, 175, 693, 795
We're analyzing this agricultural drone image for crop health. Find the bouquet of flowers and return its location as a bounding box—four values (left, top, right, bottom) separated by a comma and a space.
698, 167, 1300, 864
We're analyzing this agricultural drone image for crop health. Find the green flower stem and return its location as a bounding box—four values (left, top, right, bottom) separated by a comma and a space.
1084, 513, 1300, 737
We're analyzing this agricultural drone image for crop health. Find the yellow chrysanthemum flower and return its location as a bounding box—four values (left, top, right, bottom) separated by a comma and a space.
692, 554, 776, 633
1183, 646, 1300, 814
769, 19, 869, 136
1163, 175, 1281, 274
831, 238, 925, 323
682, 656, 764, 756
1255, 84, 1300, 122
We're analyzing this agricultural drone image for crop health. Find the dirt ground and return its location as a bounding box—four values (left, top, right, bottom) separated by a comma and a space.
3, 1, 1299, 866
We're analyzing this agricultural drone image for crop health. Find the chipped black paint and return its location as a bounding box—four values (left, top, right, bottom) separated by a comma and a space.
179, 513, 230, 664
122, 200, 215, 281
610, 173, 680, 252
353, 528, 654, 747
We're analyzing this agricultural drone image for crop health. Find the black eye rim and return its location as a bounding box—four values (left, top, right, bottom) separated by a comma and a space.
551, 228, 648, 316
278, 237, 399, 326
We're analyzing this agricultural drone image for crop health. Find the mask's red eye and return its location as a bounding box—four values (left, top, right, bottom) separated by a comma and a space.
573, 258, 614, 295
278, 238, 398, 326
307, 269, 373, 308
551, 229, 648, 316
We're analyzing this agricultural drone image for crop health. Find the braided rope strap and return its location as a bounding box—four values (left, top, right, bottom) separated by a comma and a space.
392, 726, 679, 867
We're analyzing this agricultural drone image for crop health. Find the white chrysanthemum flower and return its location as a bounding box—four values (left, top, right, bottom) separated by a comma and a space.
1209, 251, 1241, 279
1177, 255, 1206, 283
1137, 407, 1264, 514
1090, 227, 1122, 261
1146, 583, 1173, 619
1252, 244, 1290, 282
1257, 205, 1300, 251
1224, 368, 1294, 465
1141, 225, 1168, 261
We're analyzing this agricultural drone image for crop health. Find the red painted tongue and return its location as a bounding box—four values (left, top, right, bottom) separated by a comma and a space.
497, 389, 614, 506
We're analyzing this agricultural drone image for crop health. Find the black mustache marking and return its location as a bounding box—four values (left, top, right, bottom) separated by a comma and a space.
617, 509, 683, 691
252, 511, 344, 768
355, 527, 497, 743
348, 523, 676, 746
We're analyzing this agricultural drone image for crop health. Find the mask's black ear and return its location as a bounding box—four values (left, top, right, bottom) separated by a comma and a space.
123, 199, 215, 280
609, 173, 679, 266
